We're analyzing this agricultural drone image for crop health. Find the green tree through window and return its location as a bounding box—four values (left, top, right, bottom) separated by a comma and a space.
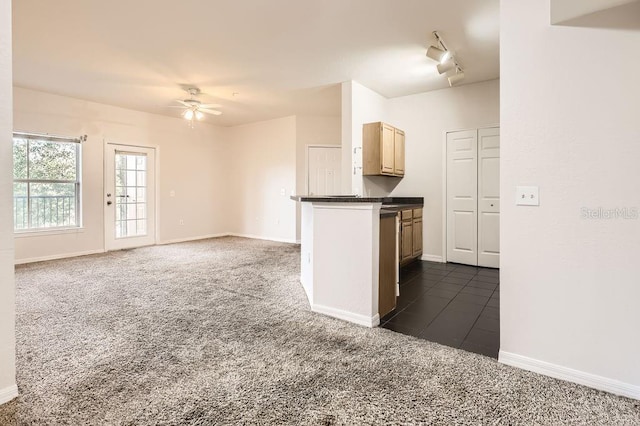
13, 133, 82, 231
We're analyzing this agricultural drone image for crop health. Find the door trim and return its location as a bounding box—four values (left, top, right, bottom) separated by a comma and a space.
305, 144, 341, 196
442, 125, 500, 264
103, 139, 159, 251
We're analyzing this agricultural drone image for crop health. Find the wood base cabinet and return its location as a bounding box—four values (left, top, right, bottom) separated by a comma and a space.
379, 214, 397, 317
399, 208, 423, 266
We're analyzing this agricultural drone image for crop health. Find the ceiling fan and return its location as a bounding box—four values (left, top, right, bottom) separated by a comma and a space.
170, 87, 222, 122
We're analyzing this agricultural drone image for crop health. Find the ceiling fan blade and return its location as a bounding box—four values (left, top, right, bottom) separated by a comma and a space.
199, 108, 222, 116
166, 105, 187, 108
175, 100, 191, 107
199, 103, 222, 109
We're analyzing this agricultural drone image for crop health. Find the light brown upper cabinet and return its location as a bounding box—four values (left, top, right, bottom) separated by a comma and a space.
363, 122, 405, 177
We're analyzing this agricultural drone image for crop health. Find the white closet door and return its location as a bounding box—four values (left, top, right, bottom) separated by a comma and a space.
446, 130, 478, 265
308, 146, 342, 196
477, 127, 500, 268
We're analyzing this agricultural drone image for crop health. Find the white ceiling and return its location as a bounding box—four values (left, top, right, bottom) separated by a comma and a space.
12, 0, 500, 127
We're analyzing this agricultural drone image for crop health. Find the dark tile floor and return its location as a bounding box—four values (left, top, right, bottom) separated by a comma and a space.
381, 260, 500, 358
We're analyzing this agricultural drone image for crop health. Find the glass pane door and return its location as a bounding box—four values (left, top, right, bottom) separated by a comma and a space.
105, 143, 155, 251
115, 152, 148, 238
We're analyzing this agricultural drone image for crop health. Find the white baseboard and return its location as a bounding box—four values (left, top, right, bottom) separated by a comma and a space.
15, 232, 297, 265
227, 233, 298, 244
0, 384, 18, 405
421, 254, 444, 263
15, 249, 105, 265
158, 233, 229, 245
499, 350, 640, 400
312, 303, 380, 328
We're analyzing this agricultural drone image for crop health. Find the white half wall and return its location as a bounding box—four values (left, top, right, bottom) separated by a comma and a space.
501, 0, 640, 397
227, 115, 297, 243
311, 202, 380, 327
0, 0, 17, 404
12, 88, 230, 263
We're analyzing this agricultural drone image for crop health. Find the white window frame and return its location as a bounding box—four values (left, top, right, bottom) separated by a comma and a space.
13, 132, 84, 233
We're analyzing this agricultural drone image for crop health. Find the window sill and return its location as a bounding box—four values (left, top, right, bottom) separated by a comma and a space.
14, 227, 85, 238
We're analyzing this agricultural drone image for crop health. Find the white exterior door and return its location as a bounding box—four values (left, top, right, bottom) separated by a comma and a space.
307, 146, 342, 196
446, 127, 500, 267
105, 143, 156, 251
477, 128, 500, 268
446, 130, 478, 265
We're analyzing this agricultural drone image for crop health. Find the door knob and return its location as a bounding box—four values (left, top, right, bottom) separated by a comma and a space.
107, 201, 112, 206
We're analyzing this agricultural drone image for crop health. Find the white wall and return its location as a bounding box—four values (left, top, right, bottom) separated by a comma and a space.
500, 0, 640, 397
295, 115, 341, 240
342, 81, 390, 197
550, 0, 638, 23
227, 115, 297, 243
342, 79, 500, 260
0, 0, 17, 403
387, 80, 500, 260
12, 88, 230, 262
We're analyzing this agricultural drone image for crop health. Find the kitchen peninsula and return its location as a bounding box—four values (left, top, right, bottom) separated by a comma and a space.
291, 196, 424, 327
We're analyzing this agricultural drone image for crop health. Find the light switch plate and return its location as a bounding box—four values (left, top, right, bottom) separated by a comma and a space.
516, 186, 539, 206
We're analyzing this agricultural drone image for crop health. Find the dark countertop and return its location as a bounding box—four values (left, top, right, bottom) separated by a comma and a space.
291, 195, 423, 205
381, 203, 424, 211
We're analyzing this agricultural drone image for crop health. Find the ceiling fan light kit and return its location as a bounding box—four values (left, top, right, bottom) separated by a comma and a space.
427, 31, 465, 86
172, 87, 222, 126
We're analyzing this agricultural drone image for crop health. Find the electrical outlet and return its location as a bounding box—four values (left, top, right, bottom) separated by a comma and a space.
516, 186, 539, 206
179, 219, 184, 225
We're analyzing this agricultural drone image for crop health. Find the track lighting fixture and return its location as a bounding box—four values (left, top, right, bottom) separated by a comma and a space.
426, 45, 448, 63
448, 70, 465, 87
426, 31, 465, 86
436, 58, 456, 75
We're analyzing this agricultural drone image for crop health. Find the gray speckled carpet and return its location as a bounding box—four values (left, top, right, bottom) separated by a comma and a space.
0, 236, 638, 425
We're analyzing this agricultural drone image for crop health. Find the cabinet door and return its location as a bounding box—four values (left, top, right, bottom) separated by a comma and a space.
412, 218, 422, 257
381, 124, 395, 174
401, 220, 413, 261
379, 215, 397, 317
394, 129, 405, 176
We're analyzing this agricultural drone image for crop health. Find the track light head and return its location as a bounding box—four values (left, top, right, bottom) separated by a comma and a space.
448, 70, 465, 86
437, 58, 456, 75
426, 45, 448, 63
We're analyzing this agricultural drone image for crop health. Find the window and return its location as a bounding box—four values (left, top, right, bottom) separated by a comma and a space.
13, 132, 83, 231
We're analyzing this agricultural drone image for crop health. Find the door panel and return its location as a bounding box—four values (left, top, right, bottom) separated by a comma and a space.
105, 144, 156, 251
394, 129, 405, 175
381, 124, 395, 174
412, 218, 422, 256
447, 130, 478, 265
401, 220, 413, 261
307, 146, 342, 196
478, 127, 500, 268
